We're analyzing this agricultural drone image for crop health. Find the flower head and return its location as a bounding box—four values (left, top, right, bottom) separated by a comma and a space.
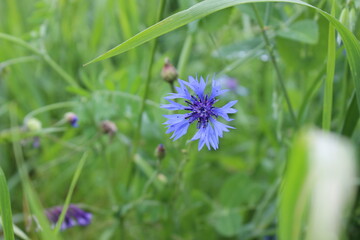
161, 76, 237, 150
161, 58, 178, 83
101, 120, 117, 136
46, 204, 92, 230
155, 144, 166, 160
64, 112, 79, 127
25, 118, 42, 132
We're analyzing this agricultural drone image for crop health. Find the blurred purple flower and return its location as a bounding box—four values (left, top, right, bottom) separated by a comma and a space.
32, 136, 41, 148
218, 75, 248, 96
46, 205, 92, 230
161, 76, 237, 150
64, 112, 79, 128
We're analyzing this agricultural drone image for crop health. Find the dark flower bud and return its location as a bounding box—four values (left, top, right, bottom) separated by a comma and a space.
161, 58, 178, 83
155, 144, 166, 160
101, 120, 117, 136
64, 112, 78, 127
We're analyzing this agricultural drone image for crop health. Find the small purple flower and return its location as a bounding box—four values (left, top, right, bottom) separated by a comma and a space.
46, 205, 92, 230
161, 76, 237, 150
64, 112, 79, 128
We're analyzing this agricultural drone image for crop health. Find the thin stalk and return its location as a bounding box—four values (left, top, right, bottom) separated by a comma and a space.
322, 0, 336, 131
54, 151, 89, 234
0, 33, 78, 87
125, 0, 167, 189
9, 104, 59, 240
177, 33, 193, 78
23, 101, 76, 123
0, 55, 39, 69
169, 81, 176, 93
251, 4, 298, 128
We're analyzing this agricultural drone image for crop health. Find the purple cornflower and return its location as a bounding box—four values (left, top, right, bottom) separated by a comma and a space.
161, 76, 237, 150
64, 112, 78, 127
46, 205, 92, 230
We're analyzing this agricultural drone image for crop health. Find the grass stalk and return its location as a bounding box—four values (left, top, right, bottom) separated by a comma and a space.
0, 33, 78, 87
251, 4, 298, 128
53, 151, 89, 233
322, 0, 336, 131
126, 0, 167, 190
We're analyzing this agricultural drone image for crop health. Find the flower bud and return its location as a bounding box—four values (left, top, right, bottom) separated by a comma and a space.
64, 112, 78, 127
101, 120, 117, 136
26, 118, 42, 132
157, 173, 168, 183
161, 58, 178, 83
155, 144, 166, 160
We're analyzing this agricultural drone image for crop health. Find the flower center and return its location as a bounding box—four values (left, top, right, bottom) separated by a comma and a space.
185, 95, 217, 129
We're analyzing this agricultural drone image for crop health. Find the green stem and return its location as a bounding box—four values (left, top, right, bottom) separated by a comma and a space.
251, 4, 298, 128
0, 32, 78, 87
23, 101, 76, 123
322, 0, 336, 131
126, 0, 167, 190
169, 81, 176, 93
54, 151, 89, 234
177, 33, 193, 79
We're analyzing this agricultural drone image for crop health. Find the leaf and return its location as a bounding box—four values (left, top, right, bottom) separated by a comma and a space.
277, 19, 319, 44
85, 0, 360, 122
0, 167, 15, 240
341, 93, 359, 137
279, 129, 357, 240
208, 208, 242, 237
218, 174, 264, 208
278, 131, 309, 240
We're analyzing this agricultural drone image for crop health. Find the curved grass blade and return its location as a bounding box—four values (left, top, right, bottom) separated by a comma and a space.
85, 0, 356, 66
85, 0, 360, 119
0, 167, 15, 240
54, 151, 89, 233
341, 93, 359, 137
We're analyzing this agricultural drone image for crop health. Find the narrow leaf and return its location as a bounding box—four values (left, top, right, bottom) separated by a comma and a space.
0, 167, 15, 240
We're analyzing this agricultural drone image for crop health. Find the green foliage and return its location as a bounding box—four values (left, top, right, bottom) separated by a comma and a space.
0, 0, 360, 239
0, 167, 15, 240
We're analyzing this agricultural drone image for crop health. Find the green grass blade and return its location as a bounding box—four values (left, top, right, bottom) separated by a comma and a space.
84, 0, 352, 65
279, 129, 357, 240
278, 131, 309, 240
54, 151, 89, 233
322, 0, 336, 131
0, 167, 15, 240
341, 93, 359, 137
9, 104, 60, 240
85, 0, 360, 119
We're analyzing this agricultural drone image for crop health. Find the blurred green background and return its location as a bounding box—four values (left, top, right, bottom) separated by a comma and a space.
1, 0, 360, 239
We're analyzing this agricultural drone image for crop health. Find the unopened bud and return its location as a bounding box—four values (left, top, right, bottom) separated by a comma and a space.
101, 120, 117, 136
161, 58, 178, 83
26, 118, 42, 132
157, 173, 168, 183
64, 112, 78, 127
155, 144, 166, 160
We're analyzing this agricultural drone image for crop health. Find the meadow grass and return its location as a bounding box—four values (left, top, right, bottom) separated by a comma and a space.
1, 0, 360, 239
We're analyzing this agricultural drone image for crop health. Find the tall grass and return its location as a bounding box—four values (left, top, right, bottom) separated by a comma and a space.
0, 0, 359, 239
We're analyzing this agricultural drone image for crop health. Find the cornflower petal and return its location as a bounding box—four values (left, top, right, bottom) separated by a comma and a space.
45, 205, 92, 231
184, 76, 207, 99
214, 100, 238, 121
161, 76, 237, 150
161, 100, 187, 110
210, 80, 229, 99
